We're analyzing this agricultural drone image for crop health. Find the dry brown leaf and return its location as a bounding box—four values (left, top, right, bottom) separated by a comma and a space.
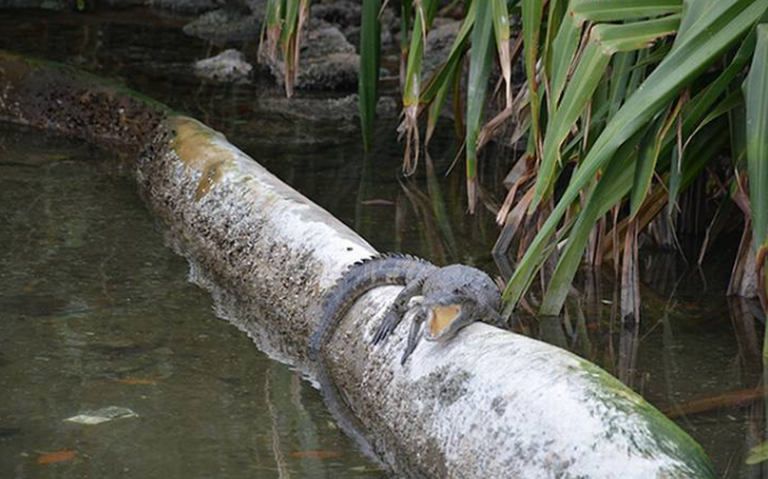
37, 450, 77, 465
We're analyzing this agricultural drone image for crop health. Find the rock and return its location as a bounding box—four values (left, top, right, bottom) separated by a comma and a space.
296, 52, 359, 91
423, 19, 461, 79
193, 49, 253, 83
260, 20, 359, 91
312, 1, 362, 29
243, 0, 266, 16
303, 20, 357, 57
314, 0, 396, 49
183, 7, 261, 44
256, 94, 398, 125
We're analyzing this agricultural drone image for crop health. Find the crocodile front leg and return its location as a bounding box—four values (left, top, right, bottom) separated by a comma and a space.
371, 270, 431, 345
400, 306, 426, 365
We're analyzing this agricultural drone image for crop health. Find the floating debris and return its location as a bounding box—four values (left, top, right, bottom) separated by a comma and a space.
37, 449, 77, 465
747, 441, 768, 465
64, 406, 138, 425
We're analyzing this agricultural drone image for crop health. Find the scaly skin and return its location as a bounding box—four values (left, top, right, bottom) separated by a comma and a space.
310, 253, 503, 366
373, 263, 503, 363
309, 253, 436, 362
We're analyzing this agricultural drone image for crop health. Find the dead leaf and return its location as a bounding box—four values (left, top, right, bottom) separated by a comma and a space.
289, 450, 342, 460
37, 449, 77, 465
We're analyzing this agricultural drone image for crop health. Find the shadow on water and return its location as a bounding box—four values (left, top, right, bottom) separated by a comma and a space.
2, 7, 768, 477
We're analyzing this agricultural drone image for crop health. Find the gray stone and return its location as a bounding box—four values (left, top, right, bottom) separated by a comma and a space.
312, 0, 362, 30
194, 49, 253, 83
260, 20, 359, 91
183, 8, 261, 44
302, 20, 357, 58
423, 19, 461, 79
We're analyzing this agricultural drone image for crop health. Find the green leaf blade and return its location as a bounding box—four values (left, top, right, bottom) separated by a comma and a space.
746, 24, 768, 251
359, 0, 382, 151
504, 0, 768, 312
465, 0, 496, 212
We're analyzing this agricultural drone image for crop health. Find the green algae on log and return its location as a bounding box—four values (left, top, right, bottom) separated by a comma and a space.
0, 50, 717, 478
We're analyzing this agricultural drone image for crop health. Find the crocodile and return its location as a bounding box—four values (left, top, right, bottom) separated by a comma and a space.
309, 253, 503, 367
370, 261, 503, 364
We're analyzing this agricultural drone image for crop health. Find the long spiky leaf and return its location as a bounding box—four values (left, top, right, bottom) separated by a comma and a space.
359, 0, 382, 151
465, 0, 495, 212
532, 14, 681, 210
746, 25, 768, 253
503, 0, 768, 313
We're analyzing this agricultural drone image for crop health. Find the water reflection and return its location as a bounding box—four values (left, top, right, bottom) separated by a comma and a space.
0, 124, 384, 478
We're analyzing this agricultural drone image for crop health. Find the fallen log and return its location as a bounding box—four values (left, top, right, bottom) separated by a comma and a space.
0, 50, 717, 478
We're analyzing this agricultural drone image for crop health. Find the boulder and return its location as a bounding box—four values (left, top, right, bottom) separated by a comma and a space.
259, 20, 359, 91
183, 7, 261, 44
193, 49, 253, 83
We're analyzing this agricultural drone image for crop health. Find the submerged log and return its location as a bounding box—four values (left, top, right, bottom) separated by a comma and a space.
0, 50, 717, 478
662, 387, 767, 419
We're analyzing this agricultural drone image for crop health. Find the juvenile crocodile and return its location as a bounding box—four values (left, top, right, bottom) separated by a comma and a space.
370, 262, 503, 364
309, 253, 503, 366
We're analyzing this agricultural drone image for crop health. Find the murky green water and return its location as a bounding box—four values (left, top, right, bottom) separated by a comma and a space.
0, 124, 385, 477
1, 8, 767, 478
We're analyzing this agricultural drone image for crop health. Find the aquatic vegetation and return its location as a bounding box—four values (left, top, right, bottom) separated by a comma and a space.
355, 0, 768, 353
260, 0, 311, 97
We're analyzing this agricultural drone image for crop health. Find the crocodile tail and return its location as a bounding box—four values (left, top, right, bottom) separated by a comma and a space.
308, 253, 435, 361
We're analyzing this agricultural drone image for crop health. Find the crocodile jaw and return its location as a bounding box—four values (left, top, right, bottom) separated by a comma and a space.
426, 304, 462, 342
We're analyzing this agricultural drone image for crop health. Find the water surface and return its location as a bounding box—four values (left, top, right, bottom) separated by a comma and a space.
0, 124, 385, 478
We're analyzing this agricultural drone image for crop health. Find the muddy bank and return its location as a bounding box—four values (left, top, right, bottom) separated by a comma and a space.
0, 51, 717, 478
